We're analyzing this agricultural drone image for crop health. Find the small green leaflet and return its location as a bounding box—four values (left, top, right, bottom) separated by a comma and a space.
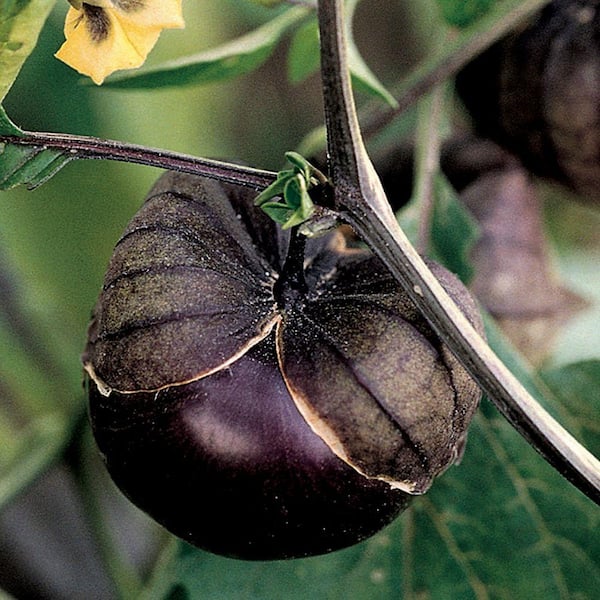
101, 6, 310, 89
255, 151, 324, 229
0, 107, 74, 190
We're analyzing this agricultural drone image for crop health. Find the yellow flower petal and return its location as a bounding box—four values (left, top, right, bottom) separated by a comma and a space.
111, 0, 185, 29
55, 1, 185, 85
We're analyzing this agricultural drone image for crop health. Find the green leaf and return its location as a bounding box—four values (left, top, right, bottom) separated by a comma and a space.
254, 173, 291, 207
0, 104, 22, 135
348, 44, 398, 109
283, 173, 305, 209
0, 106, 74, 190
435, 0, 496, 28
413, 400, 600, 599
429, 175, 480, 283
102, 6, 310, 89
255, 153, 319, 228
287, 18, 320, 83
0, 0, 56, 101
259, 200, 295, 225
346, 0, 397, 109
285, 151, 313, 181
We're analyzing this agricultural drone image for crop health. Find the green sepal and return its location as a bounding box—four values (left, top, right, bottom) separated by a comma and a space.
254, 152, 322, 229
284, 151, 313, 181
260, 201, 296, 226
254, 172, 292, 207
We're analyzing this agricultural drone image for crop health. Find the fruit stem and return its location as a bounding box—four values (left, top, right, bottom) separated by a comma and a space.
274, 227, 309, 309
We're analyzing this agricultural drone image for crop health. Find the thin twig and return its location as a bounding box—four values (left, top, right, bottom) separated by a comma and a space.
317, 0, 600, 504
0, 130, 277, 190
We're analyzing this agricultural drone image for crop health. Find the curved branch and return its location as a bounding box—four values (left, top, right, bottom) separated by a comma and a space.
317, 0, 600, 505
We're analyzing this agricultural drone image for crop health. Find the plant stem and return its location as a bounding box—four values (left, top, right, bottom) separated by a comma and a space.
412, 85, 446, 254
275, 226, 309, 309
0, 130, 277, 190
316, 0, 600, 504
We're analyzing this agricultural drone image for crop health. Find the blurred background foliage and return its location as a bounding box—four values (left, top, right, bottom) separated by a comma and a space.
0, 0, 599, 598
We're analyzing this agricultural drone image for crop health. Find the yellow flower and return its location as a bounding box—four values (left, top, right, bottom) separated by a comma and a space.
55, 0, 185, 85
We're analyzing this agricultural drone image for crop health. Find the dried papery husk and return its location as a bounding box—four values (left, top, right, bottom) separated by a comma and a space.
278, 253, 484, 494
462, 167, 588, 365
83, 172, 281, 394
456, 0, 600, 207
85, 171, 484, 558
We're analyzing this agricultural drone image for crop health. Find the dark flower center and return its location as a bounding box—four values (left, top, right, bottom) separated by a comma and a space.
82, 5, 111, 43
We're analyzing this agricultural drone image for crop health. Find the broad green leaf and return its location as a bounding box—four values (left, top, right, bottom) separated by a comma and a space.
541, 360, 600, 454
0, 0, 56, 101
287, 18, 320, 83
102, 6, 310, 89
435, 0, 497, 28
412, 399, 600, 599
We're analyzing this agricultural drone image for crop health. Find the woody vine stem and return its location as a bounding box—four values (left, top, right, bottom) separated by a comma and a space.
317, 0, 600, 504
